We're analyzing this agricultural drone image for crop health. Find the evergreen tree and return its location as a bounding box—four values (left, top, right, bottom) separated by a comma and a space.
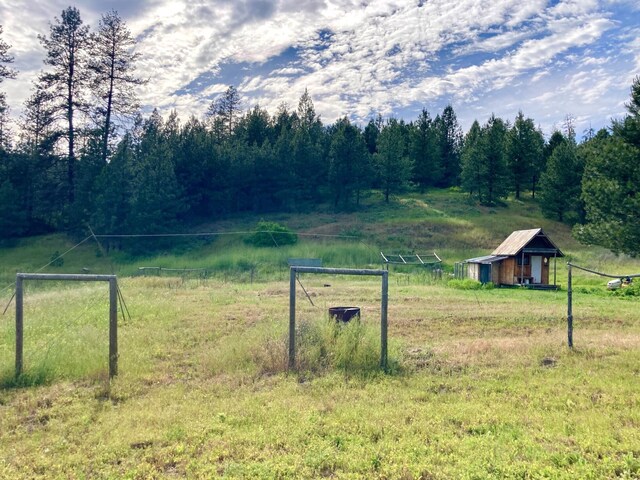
207, 85, 241, 140
478, 114, 510, 205
577, 135, 640, 255
38, 7, 91, 204
328, 117, 370, 208
0, 25, 16, 83
173, 115, 218, 218
460, 120, 483, 197
0, 25, 17, 149
0, 147, 29, 238
89, 10, 146, 164
0, 177, 28, 237
15, 83, 64, 232
90, 132, 135, 247
375, 118, 412, 203
124, 110, 184, 239
364, 117, 380, 155
0, 95, 10, 149
539, 141, 582, 223
507, 111, 543, 199
574, 77, 640, 256
434, 105, 462, 187
410, 108, 442, 191
291, 89, 326, 205
237, 105, 272, 146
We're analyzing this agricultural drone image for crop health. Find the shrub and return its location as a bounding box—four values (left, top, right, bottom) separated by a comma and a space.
611, 281, 640, 297
246, 221, 298, 247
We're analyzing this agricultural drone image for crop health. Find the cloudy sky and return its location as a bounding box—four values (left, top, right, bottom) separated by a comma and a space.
1, 0, 639, 138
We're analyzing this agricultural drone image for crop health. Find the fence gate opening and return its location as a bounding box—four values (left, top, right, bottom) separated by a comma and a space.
289, 266, 389, 371
15, 273, 119, 379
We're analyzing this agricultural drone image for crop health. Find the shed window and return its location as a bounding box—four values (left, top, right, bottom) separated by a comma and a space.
517, 256, 529, 266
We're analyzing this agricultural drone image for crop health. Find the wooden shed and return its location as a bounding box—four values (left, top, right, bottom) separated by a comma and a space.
466, 228, 564, 288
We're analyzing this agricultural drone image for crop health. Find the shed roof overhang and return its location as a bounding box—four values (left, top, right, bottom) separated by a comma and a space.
465, 255, 508, 264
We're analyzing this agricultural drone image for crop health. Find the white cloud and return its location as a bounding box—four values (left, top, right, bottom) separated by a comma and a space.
0, 0, 637, 139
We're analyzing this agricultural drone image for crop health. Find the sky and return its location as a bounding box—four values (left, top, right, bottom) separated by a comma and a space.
1, 0, 639, 139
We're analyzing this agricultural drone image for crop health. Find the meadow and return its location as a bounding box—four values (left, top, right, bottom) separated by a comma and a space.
0, 191, 639, 478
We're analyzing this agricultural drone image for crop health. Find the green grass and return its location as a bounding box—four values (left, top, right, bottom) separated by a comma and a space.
1, 190, 640, 478
0, 276, 639, 478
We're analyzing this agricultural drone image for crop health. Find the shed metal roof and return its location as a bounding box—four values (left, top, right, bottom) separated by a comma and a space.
465, 255, 508, 264
491, 228, 564, 257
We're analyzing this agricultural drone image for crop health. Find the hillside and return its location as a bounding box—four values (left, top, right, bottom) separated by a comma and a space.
0, 189, 590, 280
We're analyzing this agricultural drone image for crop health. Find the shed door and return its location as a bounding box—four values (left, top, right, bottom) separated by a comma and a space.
480, 264, 491, 284
531, 256, 542, 284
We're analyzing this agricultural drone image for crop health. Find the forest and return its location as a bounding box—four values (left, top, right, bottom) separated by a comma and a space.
0, 7, 639, 257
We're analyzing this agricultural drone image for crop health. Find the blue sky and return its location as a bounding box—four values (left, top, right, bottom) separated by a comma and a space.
1, 0, 639, 138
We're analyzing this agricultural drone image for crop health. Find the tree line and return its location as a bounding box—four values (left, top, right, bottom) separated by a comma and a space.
0, 7, 638, 256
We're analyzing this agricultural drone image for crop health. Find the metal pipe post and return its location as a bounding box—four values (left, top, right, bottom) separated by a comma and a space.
567, 264, 573, 348
109, 278, 118, 378
381, 271, 389, 370
15, 276, 23, 378
288, 268, 296, 370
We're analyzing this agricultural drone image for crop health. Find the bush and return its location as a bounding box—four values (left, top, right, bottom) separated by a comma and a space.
611, 281, 640, 297
246, 221, 298, 247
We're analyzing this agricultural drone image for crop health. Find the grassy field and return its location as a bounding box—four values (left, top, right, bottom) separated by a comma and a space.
1, 190, 639, 478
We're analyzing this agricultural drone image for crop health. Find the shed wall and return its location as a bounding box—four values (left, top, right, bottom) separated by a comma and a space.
468, 263, 480, 282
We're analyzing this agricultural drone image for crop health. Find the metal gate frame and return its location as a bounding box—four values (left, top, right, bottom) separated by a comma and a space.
15, 273, 119, 379
289, 266, 389, 371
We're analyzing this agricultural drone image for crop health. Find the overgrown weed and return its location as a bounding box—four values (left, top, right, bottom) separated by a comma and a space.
203, 315, 403, 379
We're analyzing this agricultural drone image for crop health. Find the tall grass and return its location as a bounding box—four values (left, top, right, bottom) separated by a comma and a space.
0, 283, 111, 387
203, 314, 396, 379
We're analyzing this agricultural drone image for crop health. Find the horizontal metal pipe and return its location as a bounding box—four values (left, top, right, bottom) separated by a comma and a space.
290, 266, 386, 276
16, 273, 117, 282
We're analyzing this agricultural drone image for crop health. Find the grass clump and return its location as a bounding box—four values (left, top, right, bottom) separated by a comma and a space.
297, 317, 383, 377
205, 315, 395, 379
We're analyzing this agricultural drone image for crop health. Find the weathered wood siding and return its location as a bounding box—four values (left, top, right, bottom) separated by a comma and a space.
500, 258, 516, 285
468, 263, 480, 282
491, 262, 501, 284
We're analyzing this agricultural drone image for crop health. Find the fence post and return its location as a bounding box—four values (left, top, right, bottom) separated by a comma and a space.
15, 276, 23, 378
109, 278, 118, 378
381, 270, 389, 370
567, 263, 573, 349
289, 268, 296, 370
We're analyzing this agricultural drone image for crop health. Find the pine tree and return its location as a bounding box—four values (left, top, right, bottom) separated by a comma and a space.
574, 77, 640, 256
0, 25, 16, 83
410, 108, 442, 191
539, 141, 581, 223
375, 119, 412, 203
207, 85, 241, 140
364, 117, 380, 155
478, 115, 510, 205
507, 111, 543, 199
434, 105, 462, 187
124, 111, 184, 244
0, 25, 17, 149
89, 10, 146, 164
291, 89, 326, 204
328, 117, 370, 208
460, 120, 483, 197
38, 7, 91, 204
